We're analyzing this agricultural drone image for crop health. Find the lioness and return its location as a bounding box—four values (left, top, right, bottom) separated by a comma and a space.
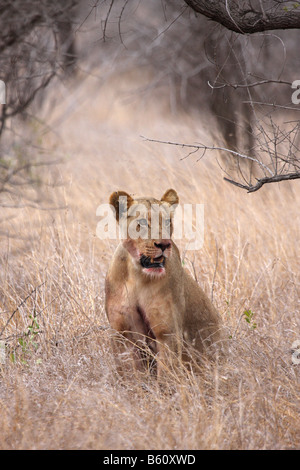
105, 189, 221, 376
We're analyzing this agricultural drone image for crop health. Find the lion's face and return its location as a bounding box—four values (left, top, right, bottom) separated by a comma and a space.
109, 189, 179, 276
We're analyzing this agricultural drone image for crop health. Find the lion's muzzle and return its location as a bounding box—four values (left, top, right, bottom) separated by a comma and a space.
140, 254, 165, 269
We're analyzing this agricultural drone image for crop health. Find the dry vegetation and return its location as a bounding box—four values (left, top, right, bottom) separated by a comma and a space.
0, 66, 299, 450
1, 0, 300, 448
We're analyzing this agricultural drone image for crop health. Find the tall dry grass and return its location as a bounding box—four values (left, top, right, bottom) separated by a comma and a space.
0, 67, 299, 450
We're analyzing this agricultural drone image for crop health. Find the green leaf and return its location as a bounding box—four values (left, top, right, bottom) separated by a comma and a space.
243, 309, 257, 330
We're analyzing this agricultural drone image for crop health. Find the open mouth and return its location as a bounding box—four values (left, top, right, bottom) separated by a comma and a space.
140, 254, 165, 269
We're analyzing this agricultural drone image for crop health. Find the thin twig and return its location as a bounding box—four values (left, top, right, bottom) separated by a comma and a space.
0, 282, 46, 338
208, 78, 292, 90
141, 136, 274, 176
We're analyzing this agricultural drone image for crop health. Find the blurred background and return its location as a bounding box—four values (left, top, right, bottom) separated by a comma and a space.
1, 0, 300, 203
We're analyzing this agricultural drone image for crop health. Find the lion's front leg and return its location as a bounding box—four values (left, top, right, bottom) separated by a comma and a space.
107, 305, 156, 376
146, 306, 183, 381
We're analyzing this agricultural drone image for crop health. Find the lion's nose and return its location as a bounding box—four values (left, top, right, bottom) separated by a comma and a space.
154, 241, 171, 252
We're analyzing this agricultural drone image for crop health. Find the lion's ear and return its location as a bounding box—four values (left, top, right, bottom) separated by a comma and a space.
109, 191, 134, 222
161, 189, 179, 206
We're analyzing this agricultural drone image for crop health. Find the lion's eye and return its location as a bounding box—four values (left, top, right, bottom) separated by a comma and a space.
164, 218, 171, 227
138, 218, 148, 226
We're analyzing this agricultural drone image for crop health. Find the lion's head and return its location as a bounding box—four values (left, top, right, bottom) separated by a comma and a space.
109, 189, 179, 276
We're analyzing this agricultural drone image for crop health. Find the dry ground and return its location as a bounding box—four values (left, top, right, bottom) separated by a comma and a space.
0, 67, 299, 450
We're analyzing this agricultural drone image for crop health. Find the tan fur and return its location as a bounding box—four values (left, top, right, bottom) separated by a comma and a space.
105, 189, 221, 376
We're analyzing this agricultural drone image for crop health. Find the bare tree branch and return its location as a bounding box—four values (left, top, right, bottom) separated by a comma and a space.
224, 172, 300, 192
141, 136, 274, 175
208, 78, 293, 90
142, 134, 300, 192
184, 0, 300, 34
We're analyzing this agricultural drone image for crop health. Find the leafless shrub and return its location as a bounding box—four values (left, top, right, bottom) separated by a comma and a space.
0, 0, 79, 213
2, 0, 299, 198
88, 0, 300, 190
0, 0, 78, 134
